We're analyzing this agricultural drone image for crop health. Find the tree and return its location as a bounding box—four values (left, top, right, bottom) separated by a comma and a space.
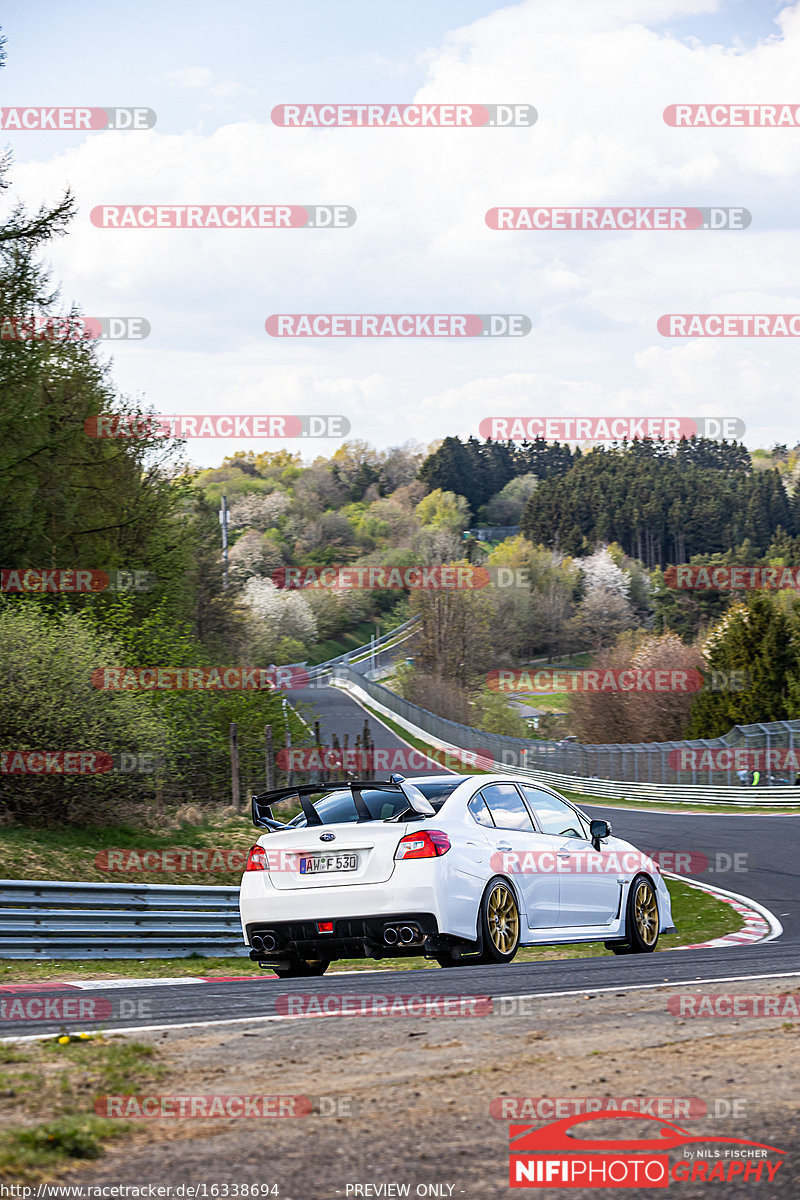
520, 440, 779, 566
0, 90, 188, 602
418, 436, 476, 504
687, 594, 800, 737
568, 589, 635, 652
0, 38, 74, 249
242, 577, 317, 663
410, 579, 495, 687
414, 488, 471, 532
569, 631, 704, 745
0, 602, 169, 823
479, 473, 538, 524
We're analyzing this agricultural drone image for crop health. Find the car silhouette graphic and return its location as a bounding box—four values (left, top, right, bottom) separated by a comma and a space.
509, 1111, 785, 1155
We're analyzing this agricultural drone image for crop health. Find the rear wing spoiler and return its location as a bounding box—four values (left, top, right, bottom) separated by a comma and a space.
250, 774, 435, 830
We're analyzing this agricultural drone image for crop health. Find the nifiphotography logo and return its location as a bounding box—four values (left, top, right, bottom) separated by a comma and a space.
508, 1111, 785, 1188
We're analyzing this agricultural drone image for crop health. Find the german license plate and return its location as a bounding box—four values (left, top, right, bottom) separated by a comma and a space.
299, 853, 358, 874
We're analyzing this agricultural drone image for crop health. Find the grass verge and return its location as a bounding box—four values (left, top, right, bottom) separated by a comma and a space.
0, 1035, 161, 1183
0, 816, 254, 888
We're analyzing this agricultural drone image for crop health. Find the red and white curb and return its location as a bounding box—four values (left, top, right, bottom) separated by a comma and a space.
660, 871, 781, 950
0, 975, 256, 992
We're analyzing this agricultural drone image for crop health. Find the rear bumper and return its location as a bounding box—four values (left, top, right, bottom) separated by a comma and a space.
245, 912, 444, 960
240, 873, 456, 936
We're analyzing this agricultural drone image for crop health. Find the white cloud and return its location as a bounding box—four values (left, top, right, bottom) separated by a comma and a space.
7, 0, 800, 461
164, 67, 214, 89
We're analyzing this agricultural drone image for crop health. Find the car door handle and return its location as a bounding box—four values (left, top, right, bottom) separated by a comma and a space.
497, 842, 513, 852
557, 851, 571, 858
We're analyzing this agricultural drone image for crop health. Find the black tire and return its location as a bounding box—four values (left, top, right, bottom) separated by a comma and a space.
269, 957, 330, 978
617, 874, 660, 954
476, 877, 521, 964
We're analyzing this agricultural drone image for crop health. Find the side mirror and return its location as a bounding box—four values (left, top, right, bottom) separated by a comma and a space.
590, 819, 611, 850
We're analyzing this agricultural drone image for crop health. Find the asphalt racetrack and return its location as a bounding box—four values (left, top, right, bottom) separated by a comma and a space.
2, 685, 797, 1040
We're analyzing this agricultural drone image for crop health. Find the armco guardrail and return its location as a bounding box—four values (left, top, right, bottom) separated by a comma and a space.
331, 669, 800, 807
303, 618, 421, 684
0, 879, 246, 960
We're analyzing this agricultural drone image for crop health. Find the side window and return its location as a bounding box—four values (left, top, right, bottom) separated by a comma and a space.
481, 784, 535, 832
468, 793, 495, 827
521, 787, 589, 839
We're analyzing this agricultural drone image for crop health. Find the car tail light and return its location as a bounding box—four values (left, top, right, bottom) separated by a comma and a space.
317, 921, 334, 933
395, 830, 451, 859
245, 844, 268, 871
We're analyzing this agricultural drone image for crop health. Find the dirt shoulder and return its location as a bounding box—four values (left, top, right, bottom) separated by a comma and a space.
46, 977, 800, 1199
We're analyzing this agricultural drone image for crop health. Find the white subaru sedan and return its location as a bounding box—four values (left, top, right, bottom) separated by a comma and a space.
239, 773, 675, 977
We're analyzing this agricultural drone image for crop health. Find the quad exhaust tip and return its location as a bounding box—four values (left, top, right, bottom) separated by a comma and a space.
384, 924, 422, 945
252, 932, 277, 952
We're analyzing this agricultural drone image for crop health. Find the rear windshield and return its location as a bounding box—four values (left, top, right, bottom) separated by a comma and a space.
286, 779, 462, 827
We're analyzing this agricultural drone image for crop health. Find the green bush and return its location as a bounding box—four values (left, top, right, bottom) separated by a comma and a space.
0, 602, 169, 823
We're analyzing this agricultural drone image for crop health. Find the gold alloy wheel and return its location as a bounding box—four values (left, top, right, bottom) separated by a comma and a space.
633, 879, 659, 946
487, 882, 520, 954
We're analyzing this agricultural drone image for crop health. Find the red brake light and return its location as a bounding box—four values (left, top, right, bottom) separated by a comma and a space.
245, 844, 268, 871
395, 830, 451, 860
317, 921, 334, 933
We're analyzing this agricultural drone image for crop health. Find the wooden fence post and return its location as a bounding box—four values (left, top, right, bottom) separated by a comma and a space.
283, 699, 293, 786
229, 722, 241, 811
264, 725, 275, 791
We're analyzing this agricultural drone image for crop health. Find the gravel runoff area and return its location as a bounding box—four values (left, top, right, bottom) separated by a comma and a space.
50, 976, 800, 1199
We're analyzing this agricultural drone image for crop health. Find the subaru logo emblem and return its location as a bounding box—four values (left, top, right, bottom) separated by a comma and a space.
320, 832, 335, 841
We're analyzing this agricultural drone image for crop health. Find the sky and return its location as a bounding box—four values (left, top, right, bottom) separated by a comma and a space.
2, 0, 799, 468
